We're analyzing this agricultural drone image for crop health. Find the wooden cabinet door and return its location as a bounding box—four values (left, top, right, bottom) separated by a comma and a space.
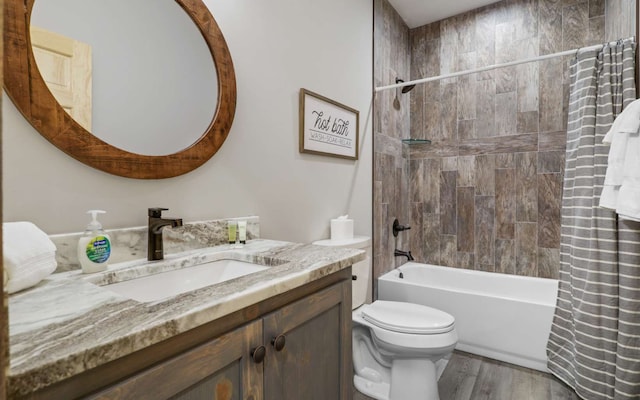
88, 320, 264, 400
262, 280, 352, 400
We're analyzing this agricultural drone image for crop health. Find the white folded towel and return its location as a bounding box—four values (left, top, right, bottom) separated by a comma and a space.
3, 222, 57, 294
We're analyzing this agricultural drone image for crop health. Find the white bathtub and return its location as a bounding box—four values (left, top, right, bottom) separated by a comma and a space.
378, 263, 558, 372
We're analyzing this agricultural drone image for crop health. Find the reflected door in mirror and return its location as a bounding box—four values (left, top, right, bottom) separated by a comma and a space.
31, 26, 92, 131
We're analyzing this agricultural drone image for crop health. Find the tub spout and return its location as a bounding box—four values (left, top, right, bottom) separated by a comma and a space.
394, 249, 414, 261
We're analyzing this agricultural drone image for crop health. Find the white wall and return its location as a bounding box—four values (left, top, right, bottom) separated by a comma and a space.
3, 0, 373, 243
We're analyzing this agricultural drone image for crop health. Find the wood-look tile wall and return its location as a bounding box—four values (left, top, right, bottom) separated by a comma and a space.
373, 0, 636, 286
373, 0, 411, 298
605, 0, 636, 42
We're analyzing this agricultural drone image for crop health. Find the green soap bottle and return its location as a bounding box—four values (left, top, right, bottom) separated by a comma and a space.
78, 210, 112, 274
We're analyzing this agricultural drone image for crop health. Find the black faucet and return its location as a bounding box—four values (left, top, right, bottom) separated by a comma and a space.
148, 208, 183, 261
394, 249, 414, 261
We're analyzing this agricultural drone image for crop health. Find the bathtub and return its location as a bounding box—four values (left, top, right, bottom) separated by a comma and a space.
378, 263, 558, 372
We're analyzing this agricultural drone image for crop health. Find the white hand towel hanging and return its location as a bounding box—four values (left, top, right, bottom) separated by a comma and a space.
600, 98, 640, 211
614, 129, 640, 221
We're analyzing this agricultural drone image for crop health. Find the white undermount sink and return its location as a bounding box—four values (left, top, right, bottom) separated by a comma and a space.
102, 259, 269, 302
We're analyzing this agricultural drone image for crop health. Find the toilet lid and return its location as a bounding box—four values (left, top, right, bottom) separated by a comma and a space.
361, 300, 455, 334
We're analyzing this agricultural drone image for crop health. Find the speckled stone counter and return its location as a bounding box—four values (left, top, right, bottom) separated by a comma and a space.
8, 238, 364, 397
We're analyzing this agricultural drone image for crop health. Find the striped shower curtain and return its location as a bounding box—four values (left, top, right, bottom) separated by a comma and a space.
546, 39, 640, 400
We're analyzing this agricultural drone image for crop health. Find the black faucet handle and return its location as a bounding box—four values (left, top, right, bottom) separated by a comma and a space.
148, 207, 169, 217
392, 219, 411, 237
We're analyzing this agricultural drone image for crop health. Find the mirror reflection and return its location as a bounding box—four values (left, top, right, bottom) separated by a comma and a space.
30, 0, 219, 156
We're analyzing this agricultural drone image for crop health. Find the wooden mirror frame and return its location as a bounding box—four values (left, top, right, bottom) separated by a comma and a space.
3, 0, 236, 179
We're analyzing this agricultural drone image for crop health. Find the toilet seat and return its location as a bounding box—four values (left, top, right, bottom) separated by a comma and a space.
361, 300, 455, 334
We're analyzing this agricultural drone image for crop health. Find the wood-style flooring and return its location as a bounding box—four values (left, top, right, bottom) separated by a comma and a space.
353, 351, 580, 400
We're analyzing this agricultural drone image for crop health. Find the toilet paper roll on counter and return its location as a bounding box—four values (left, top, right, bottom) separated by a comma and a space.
331, 217, 354, 241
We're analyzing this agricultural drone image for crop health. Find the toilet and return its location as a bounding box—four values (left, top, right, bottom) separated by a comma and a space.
313, 237, 458, 400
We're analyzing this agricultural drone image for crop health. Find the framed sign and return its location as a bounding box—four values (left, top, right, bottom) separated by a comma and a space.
299, 88, 359, 160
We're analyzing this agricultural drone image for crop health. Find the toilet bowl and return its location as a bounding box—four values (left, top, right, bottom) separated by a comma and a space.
352, 301, 457, 400
312, 236, 457, 400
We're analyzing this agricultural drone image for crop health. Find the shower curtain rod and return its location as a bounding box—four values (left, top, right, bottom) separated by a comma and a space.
375, 43, 603, 93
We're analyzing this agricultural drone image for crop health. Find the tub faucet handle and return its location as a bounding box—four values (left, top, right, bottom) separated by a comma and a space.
392, 219, 411, 237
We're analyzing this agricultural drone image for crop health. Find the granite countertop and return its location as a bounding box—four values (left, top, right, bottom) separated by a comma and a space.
8, 238, 365, 397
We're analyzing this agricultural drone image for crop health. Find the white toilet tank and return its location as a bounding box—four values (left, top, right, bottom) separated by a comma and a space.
312, 236, 371, 309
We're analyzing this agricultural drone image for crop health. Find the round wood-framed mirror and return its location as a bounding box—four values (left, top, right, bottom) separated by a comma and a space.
4, 0, 236, 179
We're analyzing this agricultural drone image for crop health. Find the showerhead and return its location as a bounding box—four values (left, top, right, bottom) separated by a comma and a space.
395, 78, 416, 93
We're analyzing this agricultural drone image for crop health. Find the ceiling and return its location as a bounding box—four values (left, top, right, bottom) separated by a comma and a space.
387, 0, 502, 28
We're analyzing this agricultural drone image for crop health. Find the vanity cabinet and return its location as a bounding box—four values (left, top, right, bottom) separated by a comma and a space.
263, 278, 351, 400
89, 320, 263, 400
81, 272, 352, 400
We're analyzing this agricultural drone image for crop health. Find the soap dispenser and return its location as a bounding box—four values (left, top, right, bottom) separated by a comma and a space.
78, 210, 112, 274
